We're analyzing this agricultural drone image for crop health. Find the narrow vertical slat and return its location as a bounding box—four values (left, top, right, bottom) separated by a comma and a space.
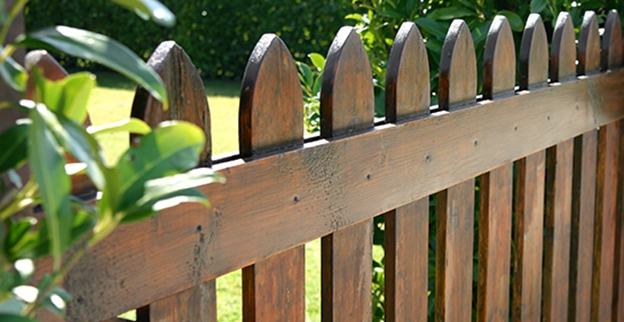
542, 12, 576, 322
130, 41, 217, 322
512, 13, 548, 322
435, 19, 476, 322
592, 10, 623, 321
616, 121, 624, 322
384, 21, 430, 322
568, 11, 599, 322
320, 26, 374, 322
477, 16, 514, 322
239, 34, 305, 322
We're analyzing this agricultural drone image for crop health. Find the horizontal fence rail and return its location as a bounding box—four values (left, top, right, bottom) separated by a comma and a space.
33, 10, 624, 322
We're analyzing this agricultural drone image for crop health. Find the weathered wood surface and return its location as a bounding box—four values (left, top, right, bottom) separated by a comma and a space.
435, 19, 476, 321
567, 11, 599, 322
519, 14, 548, 90
320, 26, 374, 322
476, 16, 514, 322
384, 21, 430, 322
615, 121, 624, 321
62, 66, 624, 321
238, 34, 305, 322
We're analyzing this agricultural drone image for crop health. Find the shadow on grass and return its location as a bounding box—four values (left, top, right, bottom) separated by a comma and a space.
93, 72, 241, 98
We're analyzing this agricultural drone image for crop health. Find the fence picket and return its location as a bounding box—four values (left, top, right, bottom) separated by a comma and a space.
383, 22, 430, 322
130, 41, 217, 322
511, 13, 549, 322
238, 34, 305, 322
617, 121, 624, 321
319, 26, 374, 321
434, 19, 476, 321
567, 11, 599, 322
476, 16, 514, 322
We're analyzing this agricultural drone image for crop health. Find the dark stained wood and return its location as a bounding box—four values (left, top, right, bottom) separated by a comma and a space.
567, 11, 600, 322
60, 70, 624, 321
385, 22, 429, 123
438, 20, 476, 110
577, 11, 600, 76
482, 15, 515, 99
131, 41, 211, 165
320, 26, 374, 138
320, 26, 374, 322
542, 139, 574, 322
476, 16, 515, 322
238, 34, 305, 322
601, 10, 623, 72
385, 199, 428, 322
436, 19, 477, 321
512, 151, 546, 322
147, 280, 217, 322
591, 122, 620, 321
550, 12, 576, 82
435, 179, 475, 321
568, 130, 598, 322
519, 14, 548, 90
384, 21, 430, 321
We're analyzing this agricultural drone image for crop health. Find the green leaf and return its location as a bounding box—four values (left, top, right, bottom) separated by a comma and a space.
0, 313, 36, 321
32, 71, 95, 123
121, 188, 207, 223
113, 121, 206, 213
0, 299, 27, 316
414, 18, 447, 39
498, 11, 524, 32
296, 62, 313, 89
312, 71, 323, 97
140, 168, 224, 203
28, 103, 72, 270
345, 13, 363, 22
530, 0, 547, 13
108, 0, 175, 27
308, 53, 325, 70
16, 26, 168, 109
0, 123, 29, 174
427, 7, 478, 20
88, 118, 151, 136
0, 53, 27, 92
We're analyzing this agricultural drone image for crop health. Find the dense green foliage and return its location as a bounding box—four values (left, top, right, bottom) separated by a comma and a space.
25, 0, 353, 79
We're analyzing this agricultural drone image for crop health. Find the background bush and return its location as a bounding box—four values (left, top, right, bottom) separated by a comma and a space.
25, 0, 354, 79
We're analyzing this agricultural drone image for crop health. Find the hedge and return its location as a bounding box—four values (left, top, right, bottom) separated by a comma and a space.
25, 0, 354, 80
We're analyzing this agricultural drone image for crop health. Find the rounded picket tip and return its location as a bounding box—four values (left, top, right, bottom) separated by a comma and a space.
519, 14, 548, 90
483, 15, 516, 99
601, 9, 623, 71
439, 19, 477, 110
550, 12, 576, 82
578, 11, 600, 75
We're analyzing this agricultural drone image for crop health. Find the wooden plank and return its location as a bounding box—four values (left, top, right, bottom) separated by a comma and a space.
601, 10, 623, 72
129, 41, 217, 322
239, 34, 305, 322
61, 69, 624, 321
477, 16, 514, 322
384, 21, 430, 322
519, 14, 548, 90
435, 19, 476, 321
567, 11, 600, 322
615, 120, 624, 322
320, 26, 374, 321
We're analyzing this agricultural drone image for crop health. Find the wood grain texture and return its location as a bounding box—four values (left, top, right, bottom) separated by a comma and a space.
550, 12, 576, 82
385, 199, 429, 322
238, 33, 305, 322
615, 121, 624, 321
568, 130, 597, 322
512, 151, 545, 322
439, 19, 476, 110
482, 15, 515, 99
577, 11, 600, 76
320, 26, 374, 138
601, 10, 623, 71
385, 22, 430, 123
591, 122, 620, 321
320, 26, 374, 322
384, 22, 430, 321
435, 179, 475, 321
542, 139, 574, 322
146, 280, 217, 322
519, 14, 548, 90
131, 41, 211, 165
59, 70, 624, 321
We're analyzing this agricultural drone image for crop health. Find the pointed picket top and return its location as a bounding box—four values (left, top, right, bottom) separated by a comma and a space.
321, 26, 374, 138
131, 41, 211, 165
550, 12, 576, 82
239, 34, 303, 158
578, 11, 601, 75
483, 16, 516, 99
385, 22, 430, 123
438, 19, 477, 110
519, 14, 548, 90
601, 10, 623, 71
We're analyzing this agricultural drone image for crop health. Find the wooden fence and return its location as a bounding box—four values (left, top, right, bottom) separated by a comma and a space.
38, 9, 624, 321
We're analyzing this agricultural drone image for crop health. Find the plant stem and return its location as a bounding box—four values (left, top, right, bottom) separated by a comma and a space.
0, 0, 28, 45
